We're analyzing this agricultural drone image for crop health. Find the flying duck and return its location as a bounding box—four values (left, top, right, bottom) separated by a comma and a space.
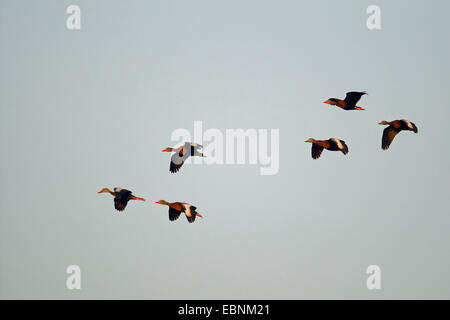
155, 200, 203, 223
98, 187, 145, 211
378, 119, 418, 150
305, 138, 349, 159
162, 142, 206, 173
324, 91, 367, 110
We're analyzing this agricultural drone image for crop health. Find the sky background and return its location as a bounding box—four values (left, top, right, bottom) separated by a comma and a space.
1, 0, 449, 299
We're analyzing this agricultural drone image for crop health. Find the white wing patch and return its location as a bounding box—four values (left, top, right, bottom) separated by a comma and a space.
182, 203, 192, 217
114, 187, 123, 192
402, 120, 413, 129
188, 142, 203, 149
330, 138, 344, 150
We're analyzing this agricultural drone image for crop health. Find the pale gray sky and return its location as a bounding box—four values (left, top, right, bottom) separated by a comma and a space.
1, 0, 449, 299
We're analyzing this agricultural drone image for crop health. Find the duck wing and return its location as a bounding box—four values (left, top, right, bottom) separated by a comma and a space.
312, 143, 324, 159
382, 126, 400, 150
170, 151, 187, 173
344, 91, 367, 107
114, 189, 132, 211
182, 204, 198, 223
168, 207, 182, 221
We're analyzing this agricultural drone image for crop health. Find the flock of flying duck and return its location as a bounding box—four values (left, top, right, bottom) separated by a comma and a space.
99, 91, 418, 223
98, 141, 207, 223
306, 91, 418, 158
